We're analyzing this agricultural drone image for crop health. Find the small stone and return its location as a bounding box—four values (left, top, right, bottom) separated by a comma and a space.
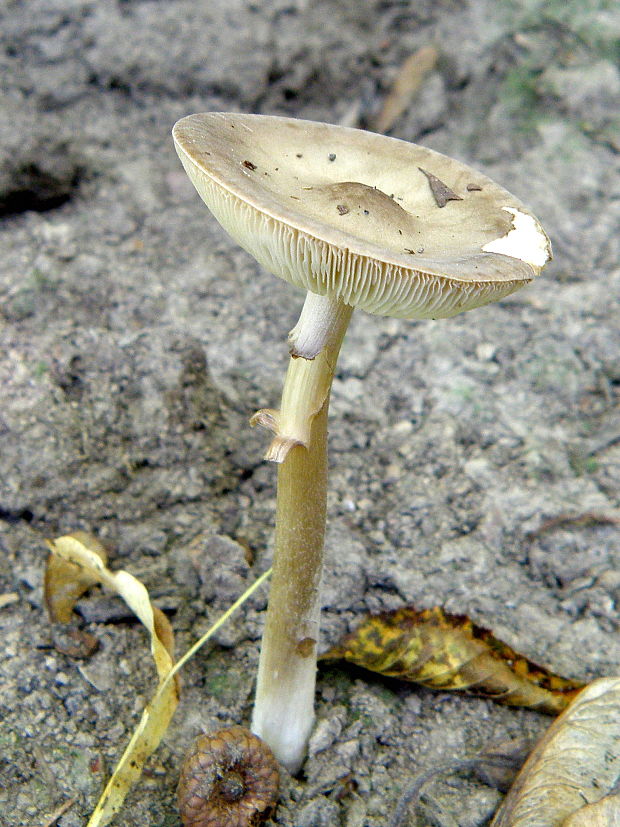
52, 626, 99, 659
308, 712, 344, 756
296, 798, 340, 827
476, 342, 496, 361
0, 592, 19, 609
384, 462, 402, 484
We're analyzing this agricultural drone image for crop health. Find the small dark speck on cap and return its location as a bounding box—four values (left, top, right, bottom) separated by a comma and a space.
242, 160, 257, 170
328, 153, 336, 162
337, 204, 349, 215
466, 183, 483, 191
296, 153, 303, 158
419, 167, 462, 207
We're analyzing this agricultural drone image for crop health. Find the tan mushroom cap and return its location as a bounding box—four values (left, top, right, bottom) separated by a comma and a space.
173, 113, 551, 319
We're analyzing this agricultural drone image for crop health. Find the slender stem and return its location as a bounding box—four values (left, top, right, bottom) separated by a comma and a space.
251, 293, 353, 773
288, 290, 353, 359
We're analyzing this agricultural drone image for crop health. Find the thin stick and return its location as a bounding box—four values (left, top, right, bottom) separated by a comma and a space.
168, 566, 272, 686
32, 797, 76, 827
388, 755, 524, 827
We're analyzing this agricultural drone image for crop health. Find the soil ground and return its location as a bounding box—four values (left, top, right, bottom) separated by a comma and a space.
1, 1, 619, 825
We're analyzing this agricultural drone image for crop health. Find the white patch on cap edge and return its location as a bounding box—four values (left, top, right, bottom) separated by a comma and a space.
482, 207, 551, 269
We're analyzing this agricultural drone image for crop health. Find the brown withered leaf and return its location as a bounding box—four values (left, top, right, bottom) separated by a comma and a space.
45, 530, 108, 622
525, 511, 620, 543
418, 167, 463, 208
322, 606, 584, 713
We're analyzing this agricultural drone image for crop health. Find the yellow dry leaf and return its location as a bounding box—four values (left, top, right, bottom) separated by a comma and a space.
323, 606, 583, 714
45, 530, 108, 622
87, 680, 176, 826
491, 677, 620, 826
45, 534, 179, 827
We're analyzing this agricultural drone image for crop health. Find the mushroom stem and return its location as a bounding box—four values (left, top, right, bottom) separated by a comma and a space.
252, 292, 354, 463
288, 290, 353, 359
251, 292, 353, 773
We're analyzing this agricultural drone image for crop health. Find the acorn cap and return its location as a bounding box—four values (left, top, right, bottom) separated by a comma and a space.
172, 113, 551, 319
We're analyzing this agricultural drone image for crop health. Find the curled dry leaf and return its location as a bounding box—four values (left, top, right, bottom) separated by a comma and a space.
561, 793, 620, 827
45, 529, 108, 622
322, 606, 583, 713
491, 677, 620, 826
45, 533, 179, 827
0, 592, 20, 609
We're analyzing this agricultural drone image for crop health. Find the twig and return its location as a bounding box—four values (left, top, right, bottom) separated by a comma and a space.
388, 759, 480, 827
31, 797, 76, 827
525, 512, 620, 543
388, 755, 522, 827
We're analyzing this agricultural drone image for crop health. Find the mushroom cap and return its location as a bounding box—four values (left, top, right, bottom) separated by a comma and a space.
172, 113, 551, 319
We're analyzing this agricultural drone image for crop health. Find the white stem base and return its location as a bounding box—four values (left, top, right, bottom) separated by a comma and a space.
251, 651, 317, 774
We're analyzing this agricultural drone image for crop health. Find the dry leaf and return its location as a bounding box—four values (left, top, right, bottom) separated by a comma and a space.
372, 46, 438, 133
87, 677, 177, 827
45, 530, 108, 622
45, 534, 179, 827
323, 606, 583, 713
561, 793, 620, 826
89, 564, 272, 826
418, 167, 463, 208
491, 677, 620, 826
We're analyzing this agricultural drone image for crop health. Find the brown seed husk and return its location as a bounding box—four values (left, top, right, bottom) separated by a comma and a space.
178, 726, 280, 827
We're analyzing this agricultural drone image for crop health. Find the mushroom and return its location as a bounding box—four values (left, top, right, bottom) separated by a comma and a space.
172, 112, 552, 773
